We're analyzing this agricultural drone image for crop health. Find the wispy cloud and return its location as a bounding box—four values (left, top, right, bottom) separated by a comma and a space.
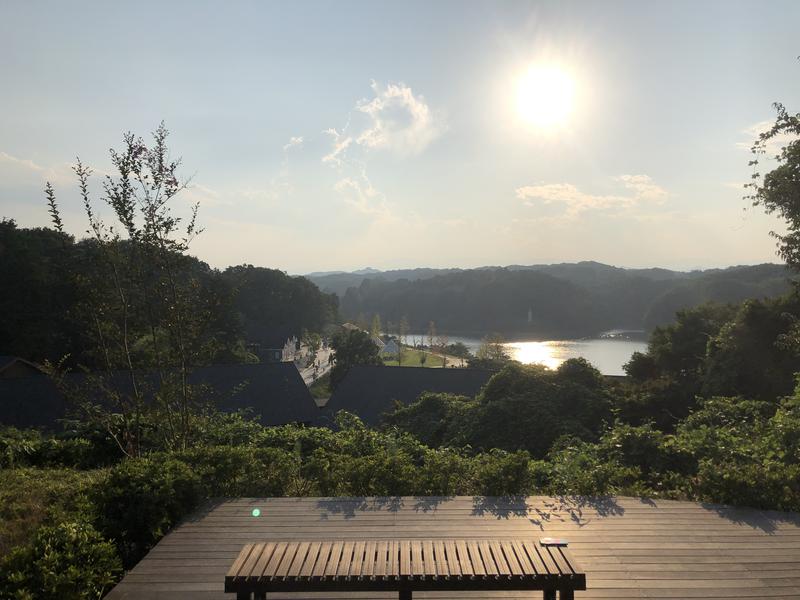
333, 169, 392, 218
736, 119, 796, 154
516, 175, 668, 218
0, 151, 45, 172
282, 136, 304, 152
355, 80, 442, 155
321, 128, 353, 167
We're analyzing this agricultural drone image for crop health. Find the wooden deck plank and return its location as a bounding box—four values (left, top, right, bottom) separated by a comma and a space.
108, 496, 800, 600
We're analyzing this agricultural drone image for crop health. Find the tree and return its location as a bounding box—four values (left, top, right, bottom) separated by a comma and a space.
436, 333, 450, 368
329, 329, 383, 389
301, 330, 322, 368
396, 317, 409, 366
45, 123, 219, 456
426, 321, 436, 350
747, 102, 800, 268
371, 314, 382, 338
468, 333, 513, 369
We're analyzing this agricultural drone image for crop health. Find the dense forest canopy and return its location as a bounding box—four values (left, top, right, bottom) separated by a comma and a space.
330, 262, 792, 337
0, 220, 337, 368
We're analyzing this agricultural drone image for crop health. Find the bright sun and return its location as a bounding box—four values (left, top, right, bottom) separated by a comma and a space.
517, 64, 576, 129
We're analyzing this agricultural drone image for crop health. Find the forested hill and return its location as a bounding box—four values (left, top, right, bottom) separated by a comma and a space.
322, 262, 794, 337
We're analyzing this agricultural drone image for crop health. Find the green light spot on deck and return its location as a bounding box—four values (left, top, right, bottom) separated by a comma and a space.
251, 508, 261, 517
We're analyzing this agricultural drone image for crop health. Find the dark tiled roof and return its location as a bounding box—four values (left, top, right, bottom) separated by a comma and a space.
0, 355, 44, 376
0, 362, 318, 429
322, 366, 496, 426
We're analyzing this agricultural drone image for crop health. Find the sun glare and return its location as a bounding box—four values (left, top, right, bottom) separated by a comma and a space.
517, 64, 576, 129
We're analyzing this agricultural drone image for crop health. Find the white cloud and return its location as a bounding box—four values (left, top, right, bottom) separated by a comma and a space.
333, 171, 391, 219
0, 151, 45, 172
355, 81, 442, 155
321, 128, 352, 167
282, 136, 304, 152
613, 174, 667, 203
736, 120, 796, 155
516, 175, 668, 218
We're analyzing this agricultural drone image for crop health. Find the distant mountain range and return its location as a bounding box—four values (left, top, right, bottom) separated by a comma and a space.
305, 262, 795, 337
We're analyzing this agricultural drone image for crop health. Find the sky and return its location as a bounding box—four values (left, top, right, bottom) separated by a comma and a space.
1, 0, 799, 274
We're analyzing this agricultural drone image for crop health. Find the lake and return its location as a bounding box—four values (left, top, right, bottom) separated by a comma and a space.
405, 333, 647, 376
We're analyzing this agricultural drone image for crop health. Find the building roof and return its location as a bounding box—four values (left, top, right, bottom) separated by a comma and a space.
106, 495, 800, 600
0, 362, 319, 429
323, 365, 495, 426
0, 355, 45, 377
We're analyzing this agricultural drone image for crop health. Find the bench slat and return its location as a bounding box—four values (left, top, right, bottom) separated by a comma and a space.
490, 540, 511, 576
388, 540, 399, 578
374, 541, 387, 578
350, 540, 365, 578
337, 541, 354, 578
362, 541, 375, 578
456, 540, 472, 576
238, 543, 265, 581
434, 540, 447, 577
445, 540, 459, 577
522, 540, 548, 575
510, 540, 535, 576
533, 542, 559, 576
250, 542, 277, 580
411, 541, 424, 576
287, 542, 309, 578
312, 542, 331, 579
324, 541, 343, 578
422, 540, 435, 578
227, 543, 254, 578
299, 541, 320, 579
479, 540, 497, 577
501, 540, 522, 576
274, 542, 298, 579
400, 540, 411, 577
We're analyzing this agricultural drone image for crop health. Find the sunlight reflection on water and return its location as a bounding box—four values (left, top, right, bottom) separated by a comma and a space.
502, 339, 647, 375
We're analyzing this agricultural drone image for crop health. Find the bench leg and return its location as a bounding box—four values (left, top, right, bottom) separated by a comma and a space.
237, 593, 249, 600
560, 591, 574, 600
400, 591, 412, 600
544, 591, 556, 600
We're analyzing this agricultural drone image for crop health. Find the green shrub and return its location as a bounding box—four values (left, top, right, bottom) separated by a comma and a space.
0, 428, 41, 468
175, 446, 298, 496
471, 449, 533, 496
0, 520, 121, 600
94, 457, 201, 567
0, 468, 106, 556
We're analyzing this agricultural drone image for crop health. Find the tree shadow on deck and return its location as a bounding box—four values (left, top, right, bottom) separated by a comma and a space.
315, 496, 453, 519
471, 495, 625, 529
701, 502, 800, 534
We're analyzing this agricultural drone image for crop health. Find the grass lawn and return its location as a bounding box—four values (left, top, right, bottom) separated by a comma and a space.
383, 347, 446, 367
308, 372, 332, 399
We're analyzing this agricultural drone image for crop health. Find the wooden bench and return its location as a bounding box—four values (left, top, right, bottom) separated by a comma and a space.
225, 538, 586, 599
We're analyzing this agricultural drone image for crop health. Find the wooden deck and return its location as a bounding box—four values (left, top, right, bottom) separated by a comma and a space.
106, 496, 800, 599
